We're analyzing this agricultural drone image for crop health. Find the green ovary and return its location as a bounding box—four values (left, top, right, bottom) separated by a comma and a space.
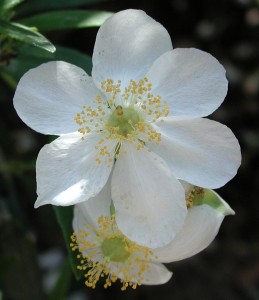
101, 236, 131, 262
107, 106, 140, 136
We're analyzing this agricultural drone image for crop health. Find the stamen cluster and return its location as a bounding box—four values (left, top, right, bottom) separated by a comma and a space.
74, 77, 170, 163
70, 215, 156, 290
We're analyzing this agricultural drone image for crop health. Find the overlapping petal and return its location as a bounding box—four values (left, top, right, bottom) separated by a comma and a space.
13, 61, 102, 135
35, 133, 115, 207
72, 179, 111, 228
73, 197, 173, 286
141, 263, 172, 285
109, 262, 172, 285
92, 9, 172, 90
154, 204, 228, 263
112, 142, 187, 248
149, 117, 241, 188
146, 48, 228, 118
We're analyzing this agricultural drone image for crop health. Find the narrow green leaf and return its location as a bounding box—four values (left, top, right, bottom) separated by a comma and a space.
19, 10, 113, 31
0, 71, 17, 89
53, 206, 82, 280
0, 0, 23, 11
0, 20, 55, 52
16, 0, 108, 16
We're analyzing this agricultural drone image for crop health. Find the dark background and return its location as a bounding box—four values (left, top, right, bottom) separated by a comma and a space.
1, 0, 259, 299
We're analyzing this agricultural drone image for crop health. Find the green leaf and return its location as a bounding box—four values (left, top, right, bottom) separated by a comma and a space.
0, 72, 17, 90
55, 46, 92, 72
0, 0, 23, 20
0, 44, 92, 87
193, 189, 235, 215
19, 10, 113, 31
0, 20, 55, 52
0, 0, 23, 11
53, 206, 83, 280
16, 0, 109, 16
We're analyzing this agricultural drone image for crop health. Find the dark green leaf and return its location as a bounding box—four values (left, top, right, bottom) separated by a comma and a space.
0, 0, 23, 11
0, 44, 92, 87
54, 46, 92, 73
0, 72, 16, 90
0, 20, 55, 52
0, 10, 14, 21
19, 10, 113, 31
16, 0, 109, 16
0, 220, 45, 299
53, 206, 83, 280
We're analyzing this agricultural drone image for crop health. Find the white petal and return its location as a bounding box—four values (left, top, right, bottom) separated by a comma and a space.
73, 204, 95, 235
112, 143, 187, 248
109, 261, 172, 285
92, 9, 172, 90
179, 180, 194, 195
73, 179, 112, 228
150, 117, 241, 188
153, 204, 227, 262
146, 48, 228, 117
13, 61, 102, 135
35, 133, 115, 207
141, 263, 172, 285
72, 204, 103, 261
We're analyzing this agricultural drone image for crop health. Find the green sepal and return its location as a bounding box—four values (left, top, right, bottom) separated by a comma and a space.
19, 10, 113, 31
193, 189, 235, 216
53, 206, 83, 280
0, 20, 55, 52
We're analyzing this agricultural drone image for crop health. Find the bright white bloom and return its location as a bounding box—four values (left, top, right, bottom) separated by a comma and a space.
13, 9, 241, 248
71, 181, 234, 290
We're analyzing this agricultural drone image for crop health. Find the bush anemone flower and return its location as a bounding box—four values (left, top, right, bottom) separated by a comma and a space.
13, 9, 240, 248
71, 181, 234, 290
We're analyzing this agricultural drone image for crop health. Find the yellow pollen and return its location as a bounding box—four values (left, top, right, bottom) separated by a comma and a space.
70, 215, 155, 291
74, 77, 170, 163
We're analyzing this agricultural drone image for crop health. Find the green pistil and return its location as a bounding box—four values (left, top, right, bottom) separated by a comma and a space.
107, 106, 140, 136
101, 236, 131, 262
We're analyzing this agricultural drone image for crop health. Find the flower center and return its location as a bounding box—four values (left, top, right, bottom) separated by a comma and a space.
101, 236, 131, 262
74, 77, 170, 163
106, 105, 141, 137
70, 215, 155, 290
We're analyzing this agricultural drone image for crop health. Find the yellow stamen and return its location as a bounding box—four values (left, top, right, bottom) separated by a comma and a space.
70, 215, 156, 290
74, 77, 170, 163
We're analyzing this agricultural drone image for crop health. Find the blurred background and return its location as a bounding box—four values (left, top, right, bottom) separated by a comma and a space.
0, 0, 259, 299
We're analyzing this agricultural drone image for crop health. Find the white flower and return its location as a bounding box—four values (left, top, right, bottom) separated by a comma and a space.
13, 9, 241, 248
71, 181, 234, 290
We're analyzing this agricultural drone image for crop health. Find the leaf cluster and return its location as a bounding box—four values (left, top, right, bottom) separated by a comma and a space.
0, 0, 112, 298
